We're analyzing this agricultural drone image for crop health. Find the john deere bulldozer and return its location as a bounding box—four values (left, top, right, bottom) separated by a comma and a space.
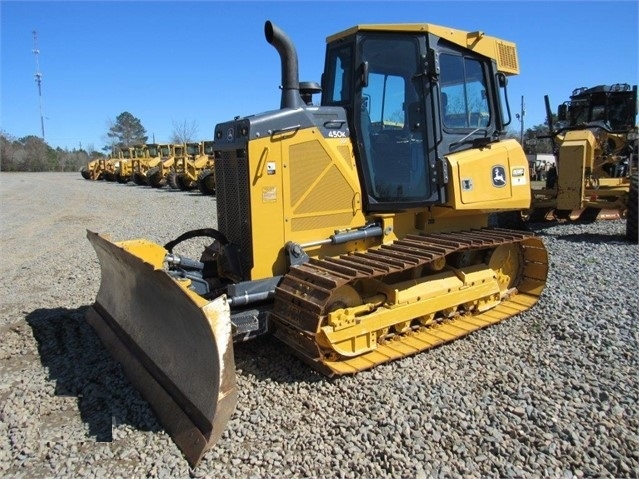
87, 21, 548, 466
527, 84, 638, 241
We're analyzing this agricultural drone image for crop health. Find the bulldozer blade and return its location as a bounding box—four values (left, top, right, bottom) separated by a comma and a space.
86, 231, 237, 467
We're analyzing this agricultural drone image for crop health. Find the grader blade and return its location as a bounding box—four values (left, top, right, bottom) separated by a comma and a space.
86, 231, 237, 467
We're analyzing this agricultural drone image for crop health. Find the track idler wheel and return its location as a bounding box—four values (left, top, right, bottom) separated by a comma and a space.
485, 243, 523, 293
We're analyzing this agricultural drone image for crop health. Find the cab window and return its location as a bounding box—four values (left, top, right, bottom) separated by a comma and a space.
440, 54, 490, 129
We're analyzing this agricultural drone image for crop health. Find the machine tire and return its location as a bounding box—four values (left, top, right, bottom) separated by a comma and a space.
176, 175, 192, 191
626, 173, 638, 243
167, 171, 179, 189
198, 170, 216, 195
147, 167, 165, 188
132, 172, 147, 186
80, 166, 90, 180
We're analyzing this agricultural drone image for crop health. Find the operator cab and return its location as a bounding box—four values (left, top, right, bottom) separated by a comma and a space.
559, 84, 638, 132
321, 26, 512, 212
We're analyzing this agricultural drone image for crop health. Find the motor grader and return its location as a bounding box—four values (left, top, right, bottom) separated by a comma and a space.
130, 144, 151, 185
168, 142, 199, 190
148, 143, 186, 188
81, 149, 122, 181
87, 21, 548, 466
527, 84, 638, 241
196, 141, 217, 195
102, 150, 122, 182
115, 147, 135, 184
131, 143, 164, 185
170, 141, 216, 191
80, 158, 106, 180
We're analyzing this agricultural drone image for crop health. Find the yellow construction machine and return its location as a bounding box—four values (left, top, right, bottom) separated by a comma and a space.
115, 147, 135, 184
170, 141, 216, 191
196, 141, 217, 195
130, 144, 153, 185
80, 158, 107, 180
81, 148, 123, 181
132, 143, 165, 186
168, 142, 196, 190
147, 143, 186, 188
102, 151, 122, 182
87, 21, 548, 466
527, 84, 638, 241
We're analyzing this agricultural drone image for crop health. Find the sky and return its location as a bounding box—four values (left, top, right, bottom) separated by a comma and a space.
1, 1, 637, 152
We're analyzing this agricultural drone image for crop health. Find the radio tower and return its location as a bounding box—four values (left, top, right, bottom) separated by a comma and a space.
32, 30, 45, 140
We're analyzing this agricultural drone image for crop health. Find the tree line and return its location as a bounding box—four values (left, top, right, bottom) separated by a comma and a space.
0, 132, 99, 172
1, 111, 203, 173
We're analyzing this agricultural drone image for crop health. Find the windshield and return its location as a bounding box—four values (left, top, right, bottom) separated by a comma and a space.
187, 144, 199, 155
203, 142, 215, 155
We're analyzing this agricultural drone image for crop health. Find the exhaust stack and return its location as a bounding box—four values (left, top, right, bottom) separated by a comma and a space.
265, 21, 304, 110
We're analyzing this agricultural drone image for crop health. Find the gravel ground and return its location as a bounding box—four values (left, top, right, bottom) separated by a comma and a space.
1, 172, 638, 479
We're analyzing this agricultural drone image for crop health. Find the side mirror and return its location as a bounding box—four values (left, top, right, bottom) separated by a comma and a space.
557, 104, 567, 122
497, 72, 508, 88
497, 72, 512, 127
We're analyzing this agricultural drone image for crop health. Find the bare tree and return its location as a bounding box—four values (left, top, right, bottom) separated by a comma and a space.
170, 119, 199, 144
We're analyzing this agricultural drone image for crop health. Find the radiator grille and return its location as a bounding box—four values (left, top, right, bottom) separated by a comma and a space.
215, 150, 253, 279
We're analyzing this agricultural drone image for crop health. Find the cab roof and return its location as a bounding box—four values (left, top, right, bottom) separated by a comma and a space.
327, 23, 519, 75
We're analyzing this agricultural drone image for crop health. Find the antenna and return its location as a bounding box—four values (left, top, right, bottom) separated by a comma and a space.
32, 30, 45, 140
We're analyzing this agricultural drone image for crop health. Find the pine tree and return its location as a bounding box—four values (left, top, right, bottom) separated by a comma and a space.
107, 112, 148, 149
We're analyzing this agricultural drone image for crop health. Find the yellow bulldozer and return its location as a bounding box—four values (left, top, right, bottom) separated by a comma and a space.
527, 83, 638, 242
87, 21, 548, 466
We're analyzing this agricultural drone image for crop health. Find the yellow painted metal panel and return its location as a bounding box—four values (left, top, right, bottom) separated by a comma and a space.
446, 139, 531, 210
326, 23, 519, 75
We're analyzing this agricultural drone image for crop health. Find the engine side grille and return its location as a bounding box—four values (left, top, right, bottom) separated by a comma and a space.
215, 149, 253, 280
